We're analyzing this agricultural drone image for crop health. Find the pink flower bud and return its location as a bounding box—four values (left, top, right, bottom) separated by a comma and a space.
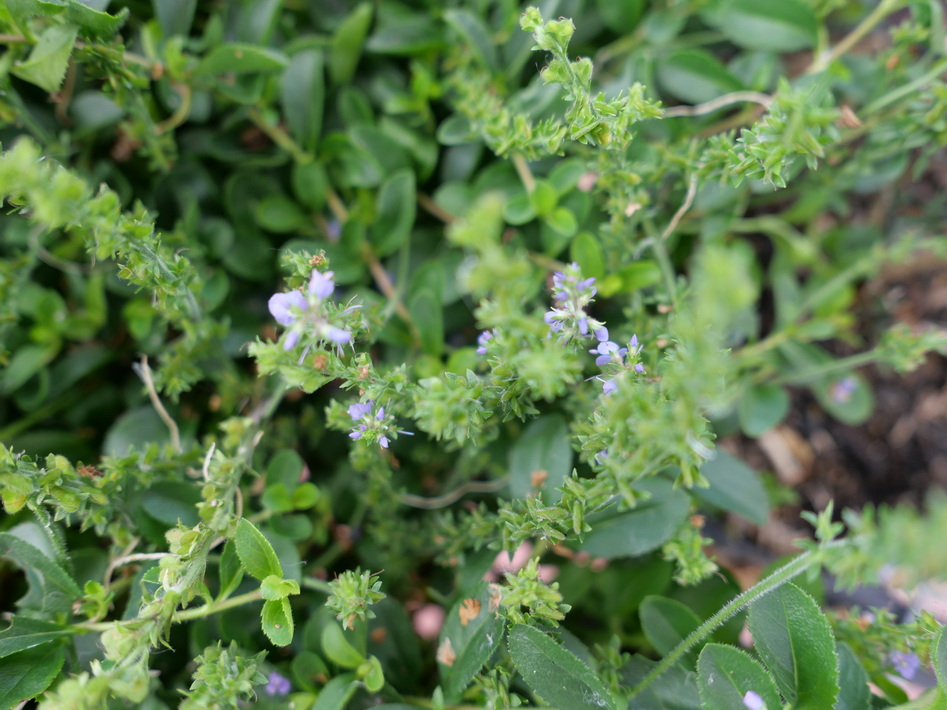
412, 604, 445, 641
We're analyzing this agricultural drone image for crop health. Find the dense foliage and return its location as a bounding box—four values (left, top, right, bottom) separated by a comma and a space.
2, 0, 947, 708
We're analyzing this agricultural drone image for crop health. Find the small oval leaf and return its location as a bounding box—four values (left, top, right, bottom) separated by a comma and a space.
508, 624, 618, 710
747, 583, 839, 710
234, 519, 283, 581
697, 643, 782, 710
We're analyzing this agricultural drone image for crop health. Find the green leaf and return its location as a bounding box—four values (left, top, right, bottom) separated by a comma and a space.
0, 641, 66, 706
812, 374, 873, 426
351, 126, 412, 176
934, 624, 947, 692
367, 598, 422, 690
508, 624, 618, 710
261, 597, 294, 646
1, 344, 56, 394
195, 43, 289, 76
281, 50, 324, 153
747, 583, 839, 709
154, 0, 197, 37
544, 207, 578, 238
62, 0, 128, 37
292, 161, 328, 212
266, 449, 305, 489
836, 642, 871, 710
438, 582, 505, 703
322, 621, 366, 669
695, 450, 769, 525
138, 481, 201, 528
261, 575, 300, 601
217, 540, 244, 602
103, 406, 171, 457
437, 115, 476, 146
234, 518, 283, 581
0, 617, 73, 659
291, 483, 320, 510
292, 650, 329, 692
262, 482, 294, 513
0, 534, 81, 616
639, 596, 703, 668
570, 232, 605, 280
621, 655, 702, 709
696, 643, 782, 710
253, 195, 309, 233
577, 478, 690, 558
596, 0, 644, 33
312, 673, 358, 710
362, 655, 385, 693
656, 49, 745, 105
372, 169, 416, 256
599, 261, 663, 296
738, 383, 789, 437
409, 289, 444, 357
529, 181, 558, 217
509, 415, 573, 504
367, 17, 445, 55
503, 193, 536, 225
330, 3, 373, 84
701, 0, 818, 53
11, 23, 78, 94
444, 9, 497, 73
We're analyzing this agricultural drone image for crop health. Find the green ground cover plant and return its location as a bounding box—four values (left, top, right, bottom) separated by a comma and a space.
2, 0, 947, 707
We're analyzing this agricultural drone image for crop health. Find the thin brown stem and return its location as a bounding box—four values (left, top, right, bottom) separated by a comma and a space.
418, 193, 455, 223
664, 91, 772, 118
133, 355, 182, 453
363, 246, 421, 345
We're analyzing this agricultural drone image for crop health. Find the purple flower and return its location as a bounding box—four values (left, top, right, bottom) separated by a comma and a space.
602, 378, 617, 395
264, 671, 291, 697
349, 401, 374, 420
268, 291, 308, 326
309, 270, 336, 299
591, 339, 626, 367
326, 326, 352, 344
546, 263, 604, 342
594, 449, 608, 465
476, 330, 494, 355
742, 691, 764, 710
282, 331, 301, 351
831, 376, 857, 404
347, 400, 407, 450
890, 650, 920, 680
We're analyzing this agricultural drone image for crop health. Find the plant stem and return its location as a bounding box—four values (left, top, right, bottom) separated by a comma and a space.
512, 153, 536, 193
248, 108, 311, 163
664, 91, 772, 118
301, 577, 334, 595
627, 547, 827, 700
862, 58, 947, 116
772, 349, 877, 386
173, 589, 264, 622
806, 0, 906, 75
362, 244, 422, 346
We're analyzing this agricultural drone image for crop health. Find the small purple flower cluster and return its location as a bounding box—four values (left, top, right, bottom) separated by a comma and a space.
264, 670, 291, 696
590, 328, 645, 395
544, 263, 606, 342
830, 375, 857, 404
890, 650, 920, 680
268, 270, 355, 352
348, 399, 413, 450
476, 329, 496, 355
